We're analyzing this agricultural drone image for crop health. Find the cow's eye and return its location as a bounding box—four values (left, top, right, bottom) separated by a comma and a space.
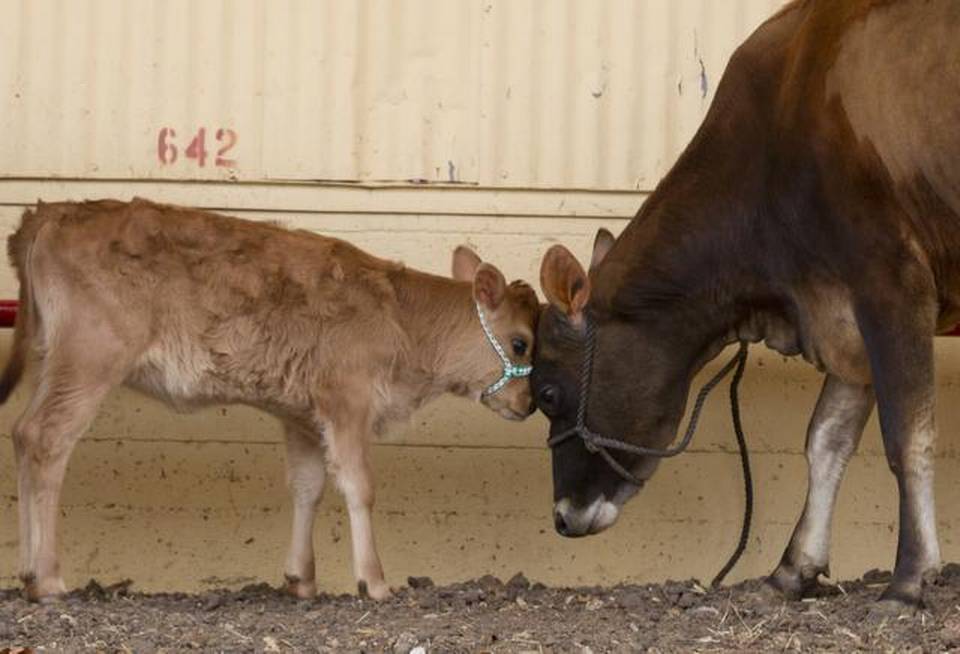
538, 384, 559, 413
511, 337, 528, 356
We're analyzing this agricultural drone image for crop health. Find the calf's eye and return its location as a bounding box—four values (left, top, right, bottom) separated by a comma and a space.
511, 337, 528, 356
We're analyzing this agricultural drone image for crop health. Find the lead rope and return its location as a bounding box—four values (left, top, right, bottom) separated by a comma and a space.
547, 323, 753, 587
711, 343, 752, 588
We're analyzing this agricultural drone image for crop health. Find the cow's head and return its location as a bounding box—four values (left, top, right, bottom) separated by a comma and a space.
533, 230, 702, 537
452, 246, 540, 420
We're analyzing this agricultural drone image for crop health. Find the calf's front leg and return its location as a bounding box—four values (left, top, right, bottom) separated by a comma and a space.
768, 374, 874, 598
326, 418, 390, 600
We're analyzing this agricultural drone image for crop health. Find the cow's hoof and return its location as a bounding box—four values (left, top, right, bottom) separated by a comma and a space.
865, 583, 923, 621
871, 584, 923, 617
283, 575, 317, 599
767, 565, 834, 601
766, 570, 803, 601
358, 579, 392, 601
866, 597, 918, 621
755, 578, 790, 602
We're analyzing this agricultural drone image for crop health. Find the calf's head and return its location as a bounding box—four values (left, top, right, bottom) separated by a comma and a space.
532, 232, 699, 537
452, 246, 539, 421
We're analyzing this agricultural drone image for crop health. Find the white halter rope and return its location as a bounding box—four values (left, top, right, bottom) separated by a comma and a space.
475, 302, 533, 397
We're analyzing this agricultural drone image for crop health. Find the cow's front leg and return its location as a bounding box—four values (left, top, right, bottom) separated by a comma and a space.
768, 375, 874, 598
326, 416, 390, 600
859, 299, 940, 609
281, 422, 327, 599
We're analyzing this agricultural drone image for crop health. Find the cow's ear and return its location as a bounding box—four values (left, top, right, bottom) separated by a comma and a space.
540, 245, 590, 324
590, 228, 615, 271
474, 262, 507, 311
452, 245, 482, 282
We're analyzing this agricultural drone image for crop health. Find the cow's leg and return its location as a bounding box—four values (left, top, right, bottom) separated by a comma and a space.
858, 300, 940, 609
14, 373, 112, 602
281, 422, 327, 598
325, 416, 389, 600
768, 375, 874, 598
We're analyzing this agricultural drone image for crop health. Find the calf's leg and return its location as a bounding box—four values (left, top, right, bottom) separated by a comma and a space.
768, 375, 874, 598
325, 417, 389, 599
14, 374, 112, 601
282, 422, 327, 598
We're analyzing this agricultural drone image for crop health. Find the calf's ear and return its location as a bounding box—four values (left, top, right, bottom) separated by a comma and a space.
473, 263, 507, 311
540, 245, 590, 325
452, 245, 483, 282
590, 228, 615, 271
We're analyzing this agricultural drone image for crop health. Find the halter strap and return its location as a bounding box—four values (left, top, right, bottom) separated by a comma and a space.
546, 312, 747, 485
476, 302, 533, 397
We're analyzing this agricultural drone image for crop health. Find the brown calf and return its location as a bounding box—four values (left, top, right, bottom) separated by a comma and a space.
0, 199, 539, 602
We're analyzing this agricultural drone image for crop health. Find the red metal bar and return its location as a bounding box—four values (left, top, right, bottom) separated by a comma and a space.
0, 300, 17, 328
0, 299, 956, 334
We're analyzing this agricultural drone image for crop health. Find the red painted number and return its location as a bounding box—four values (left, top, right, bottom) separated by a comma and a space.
185, 128, 208, 167
157, 128, 177, 164
215, 128, 237, 167
157, 127, 237, 168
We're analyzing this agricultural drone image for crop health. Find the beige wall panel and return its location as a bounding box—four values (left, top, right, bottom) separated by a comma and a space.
478, 0, 783, 189
0, 0, 782, 188
0, 0, 480, 183
0, 193, 631, 299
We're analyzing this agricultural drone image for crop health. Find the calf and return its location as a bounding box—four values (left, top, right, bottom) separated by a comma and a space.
0, 198, 539, 602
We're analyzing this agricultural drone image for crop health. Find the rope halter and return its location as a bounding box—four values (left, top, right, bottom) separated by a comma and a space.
546, 312, 748, 486
475, 302, 533, 397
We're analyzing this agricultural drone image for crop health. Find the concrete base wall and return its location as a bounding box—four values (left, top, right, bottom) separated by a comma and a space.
1, 182, 960, 594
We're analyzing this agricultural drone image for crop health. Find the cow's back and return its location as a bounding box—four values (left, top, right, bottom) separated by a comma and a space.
820, 0, 960, 215
737, 0, 960, 215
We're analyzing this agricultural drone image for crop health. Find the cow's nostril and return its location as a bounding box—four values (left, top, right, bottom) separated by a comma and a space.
554, 510, 569, 535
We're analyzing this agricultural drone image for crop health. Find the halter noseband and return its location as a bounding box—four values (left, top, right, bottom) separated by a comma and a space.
476, 302, 533, 397
546, 312, 748, 486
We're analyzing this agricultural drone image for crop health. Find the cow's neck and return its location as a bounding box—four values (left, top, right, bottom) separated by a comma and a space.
390, 270, 491, 402
594, 129, 787, 367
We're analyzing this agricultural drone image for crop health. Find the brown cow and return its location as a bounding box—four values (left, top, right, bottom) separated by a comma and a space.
0, 198, 539, 602
533, 0, 960, 611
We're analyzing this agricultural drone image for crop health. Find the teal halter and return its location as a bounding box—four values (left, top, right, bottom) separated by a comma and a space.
476, 302, 533, 397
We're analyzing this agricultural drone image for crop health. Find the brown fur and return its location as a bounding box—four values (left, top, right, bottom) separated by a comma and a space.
2, 198, 539, 602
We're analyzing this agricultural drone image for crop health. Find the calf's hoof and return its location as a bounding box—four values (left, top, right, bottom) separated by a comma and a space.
21, 575, 67, 603
283, 574, 317, 599
358, 579, 392, 601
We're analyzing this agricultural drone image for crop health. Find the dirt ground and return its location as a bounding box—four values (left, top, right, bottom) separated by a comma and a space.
3, 567, 960, 653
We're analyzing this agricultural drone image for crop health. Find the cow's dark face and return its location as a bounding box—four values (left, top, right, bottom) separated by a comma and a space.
533, 233, 695, 537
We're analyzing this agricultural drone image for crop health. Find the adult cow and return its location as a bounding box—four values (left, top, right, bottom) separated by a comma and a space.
533, 0, 960, 610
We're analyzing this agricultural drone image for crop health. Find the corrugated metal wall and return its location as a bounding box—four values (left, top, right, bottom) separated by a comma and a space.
0, 0, 781, 188
15, 1, 941, 598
